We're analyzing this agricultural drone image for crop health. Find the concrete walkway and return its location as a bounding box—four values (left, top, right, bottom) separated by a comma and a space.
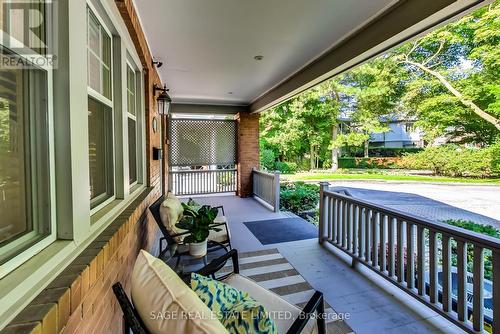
325, 181, 500, 229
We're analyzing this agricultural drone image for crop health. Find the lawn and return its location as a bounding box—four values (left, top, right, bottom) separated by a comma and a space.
282, 172, 500, 184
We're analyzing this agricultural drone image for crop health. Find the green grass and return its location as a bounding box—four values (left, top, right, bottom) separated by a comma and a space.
283, 172, 500, 184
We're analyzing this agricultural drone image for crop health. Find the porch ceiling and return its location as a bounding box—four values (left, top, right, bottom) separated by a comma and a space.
134, 0, 397, 105
134, 0, 485, 111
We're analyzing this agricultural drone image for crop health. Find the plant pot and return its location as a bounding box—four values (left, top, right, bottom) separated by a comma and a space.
189, 239, 208, 258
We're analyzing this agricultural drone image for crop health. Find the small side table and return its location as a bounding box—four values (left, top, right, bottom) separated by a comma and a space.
172, 241, 230, 281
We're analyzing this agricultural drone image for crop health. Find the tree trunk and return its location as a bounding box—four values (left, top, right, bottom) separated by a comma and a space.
364, 140, 369, 158
331, 124, 339, 171
310, 142, 315, 170
406, 60, 500, 131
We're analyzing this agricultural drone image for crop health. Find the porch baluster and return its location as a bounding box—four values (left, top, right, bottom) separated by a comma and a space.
417, 226, 425, 295
472, 246, 484, 332
429, 230, 438, 304
380, 214, 387, 273
406, 223, 415, 289
372, 212, 379, 269
365, 209, 371, 264
442, 235, 452, 312
457, 240, 467, 322
353, 205, 359, 256
359, 208, 366, 260
397, 219, 404, 283
388, 217, 396, 278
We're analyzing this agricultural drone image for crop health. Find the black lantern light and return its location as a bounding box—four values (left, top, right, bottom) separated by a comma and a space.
153, 84, 171, 116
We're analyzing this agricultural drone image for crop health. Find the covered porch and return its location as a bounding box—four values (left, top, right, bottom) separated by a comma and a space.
0, 0, 497, 333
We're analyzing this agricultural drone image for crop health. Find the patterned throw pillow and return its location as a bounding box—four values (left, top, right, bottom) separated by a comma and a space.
191, 273, 277, 334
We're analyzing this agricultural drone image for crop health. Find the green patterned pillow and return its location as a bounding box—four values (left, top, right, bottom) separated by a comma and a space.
191, 273, 277, 334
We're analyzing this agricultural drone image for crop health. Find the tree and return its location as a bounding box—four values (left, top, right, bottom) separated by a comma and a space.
395, 1, 500, 141
332, 57, 405, 156
260, 1, 499, 169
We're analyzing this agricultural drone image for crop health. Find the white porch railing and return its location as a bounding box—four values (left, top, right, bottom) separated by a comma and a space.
169, 169, 237, 196
318, 182, 499, 334
252, 168, 280, 212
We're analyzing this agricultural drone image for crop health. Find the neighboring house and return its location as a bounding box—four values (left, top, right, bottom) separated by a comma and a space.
338, 116, 425, 148
369, 120, 425, 148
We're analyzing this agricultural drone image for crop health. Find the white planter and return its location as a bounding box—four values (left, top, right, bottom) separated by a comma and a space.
189, 240, 208, 258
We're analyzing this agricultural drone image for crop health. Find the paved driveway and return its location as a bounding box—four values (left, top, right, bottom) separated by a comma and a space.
326, 181, 500, 229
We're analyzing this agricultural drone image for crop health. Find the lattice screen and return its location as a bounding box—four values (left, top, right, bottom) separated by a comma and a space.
169, 119, 237, 166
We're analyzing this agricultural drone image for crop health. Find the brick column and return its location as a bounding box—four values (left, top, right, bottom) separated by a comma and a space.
236, 112, 260, 197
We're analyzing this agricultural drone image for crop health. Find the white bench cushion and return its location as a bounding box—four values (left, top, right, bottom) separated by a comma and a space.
131, 250, 228, 334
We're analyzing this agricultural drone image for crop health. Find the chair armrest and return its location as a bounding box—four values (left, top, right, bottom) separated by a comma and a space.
213, 205, 225, 216
286, 291, 326, 334
211, 221, 227, 228
171, 230, 191, 238
196, 249, 239, 278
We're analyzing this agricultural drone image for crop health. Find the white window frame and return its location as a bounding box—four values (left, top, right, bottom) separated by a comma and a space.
0, 7, 57, 277
126, 61, 139, 187
86, 3, 116, 215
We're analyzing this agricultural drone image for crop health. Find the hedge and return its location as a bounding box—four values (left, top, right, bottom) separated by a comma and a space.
342, 146, 423, 157
338, 157, 402, 169
400, 144, 500, 177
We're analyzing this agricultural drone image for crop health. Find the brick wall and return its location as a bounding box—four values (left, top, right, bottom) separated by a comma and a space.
0, 1, 165, 334
236, 112, 260, 197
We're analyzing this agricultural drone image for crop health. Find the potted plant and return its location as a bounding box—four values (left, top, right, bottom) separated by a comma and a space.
175, 199, 221, 257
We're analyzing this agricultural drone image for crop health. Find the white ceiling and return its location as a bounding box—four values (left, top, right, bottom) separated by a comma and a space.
134, 0, 397, 106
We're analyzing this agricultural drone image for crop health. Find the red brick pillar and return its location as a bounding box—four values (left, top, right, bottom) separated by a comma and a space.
236, 112, 260, 197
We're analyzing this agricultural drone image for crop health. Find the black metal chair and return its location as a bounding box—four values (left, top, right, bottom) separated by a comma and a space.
113, 249, 326, 334
148, 195, 232, 260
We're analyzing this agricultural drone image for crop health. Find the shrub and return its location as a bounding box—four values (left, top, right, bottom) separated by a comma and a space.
280, 181, 319, 214
274, 161, 297, 174
342, 146, 423, 157
338, 157, 401, 169
260, 149, 276, 171
401, 145, 499, 177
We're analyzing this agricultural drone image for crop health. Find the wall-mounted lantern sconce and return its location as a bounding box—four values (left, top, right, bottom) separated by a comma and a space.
153, 84, 172, 116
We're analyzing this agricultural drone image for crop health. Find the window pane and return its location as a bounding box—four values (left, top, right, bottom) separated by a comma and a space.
87, 7, 112, 100
87, 11, 100, 55
88, 52, 101, 92
128, 119, 137, 184
88, 97, 114, 208
101, 33, 111, 99
0, 49, 50, 263
126, 66, 136, 116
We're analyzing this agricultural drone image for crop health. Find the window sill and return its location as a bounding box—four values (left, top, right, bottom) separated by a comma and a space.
90, 184, 147, 233
0, 239, 75, 328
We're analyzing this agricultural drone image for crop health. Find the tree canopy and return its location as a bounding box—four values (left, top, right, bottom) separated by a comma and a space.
260, 1, 500, 169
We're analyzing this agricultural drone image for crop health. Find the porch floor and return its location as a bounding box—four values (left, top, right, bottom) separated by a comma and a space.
190, 194, 466, 334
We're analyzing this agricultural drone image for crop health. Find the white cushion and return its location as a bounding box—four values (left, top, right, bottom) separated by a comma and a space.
223, 274, 318, 334
159, 193, 185, 242
131, 250, 228, 334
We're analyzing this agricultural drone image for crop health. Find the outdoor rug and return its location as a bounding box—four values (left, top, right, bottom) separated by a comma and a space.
243, 218, 318, 245
219, 248, 354, 334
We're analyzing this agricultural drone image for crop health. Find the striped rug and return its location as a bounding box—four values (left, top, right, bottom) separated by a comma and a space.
219, 248, 354, 334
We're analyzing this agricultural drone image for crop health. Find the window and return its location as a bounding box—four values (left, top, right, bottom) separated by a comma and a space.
126, 64, 138, 185
87, 7, 114, 209
0, 52, 51, 264
87, 7, 111, 100
88, 97, 114, 207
